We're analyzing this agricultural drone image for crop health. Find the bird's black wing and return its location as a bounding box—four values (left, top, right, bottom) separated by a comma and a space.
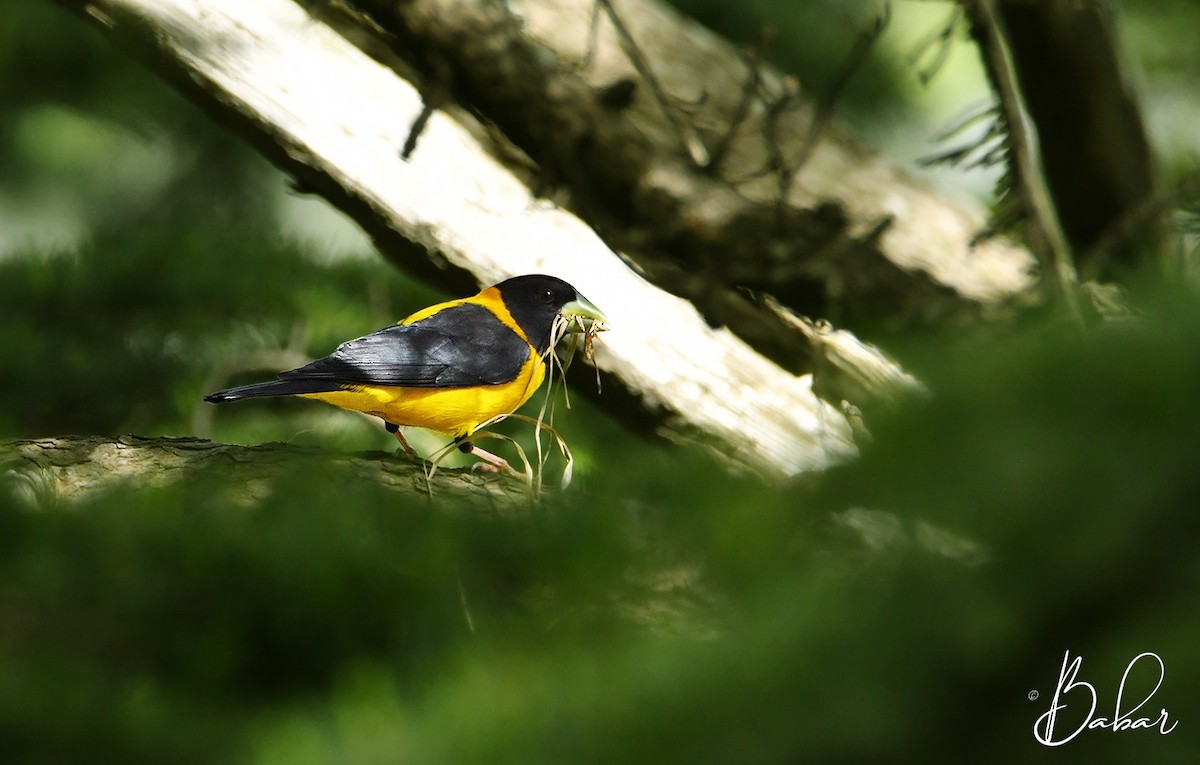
277, 302, 531, 389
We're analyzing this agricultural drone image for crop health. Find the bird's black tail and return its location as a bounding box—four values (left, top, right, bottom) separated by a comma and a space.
204, 379, 342, 403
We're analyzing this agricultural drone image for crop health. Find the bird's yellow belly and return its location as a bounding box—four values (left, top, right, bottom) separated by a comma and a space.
301, 358, 546, 437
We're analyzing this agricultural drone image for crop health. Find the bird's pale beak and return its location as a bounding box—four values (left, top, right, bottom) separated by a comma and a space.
560, 293, 607, 332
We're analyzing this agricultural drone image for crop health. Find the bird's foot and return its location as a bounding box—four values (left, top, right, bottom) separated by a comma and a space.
388, 425, 420, 459
458, 440, 514, 474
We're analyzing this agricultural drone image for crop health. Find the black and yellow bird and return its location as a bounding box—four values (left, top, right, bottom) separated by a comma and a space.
205, 274, 605, 470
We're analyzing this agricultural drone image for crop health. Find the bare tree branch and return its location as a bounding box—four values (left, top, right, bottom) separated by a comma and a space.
965, 0, 1161, 281
972, 0, 1081, 320
347, 0, 1035, 332
1, 436, 528, 510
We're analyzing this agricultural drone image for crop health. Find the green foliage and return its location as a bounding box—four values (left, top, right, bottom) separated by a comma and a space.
0, 228, 413, 438
5, 297, 1200, 762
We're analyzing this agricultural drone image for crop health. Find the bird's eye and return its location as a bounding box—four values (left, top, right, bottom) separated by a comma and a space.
540, 289, 555, 304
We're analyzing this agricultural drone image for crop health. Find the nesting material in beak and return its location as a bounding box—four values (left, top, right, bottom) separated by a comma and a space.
559, 293, 607, 334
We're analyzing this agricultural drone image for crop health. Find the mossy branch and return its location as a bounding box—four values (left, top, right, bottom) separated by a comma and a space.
1, 436, 530, 511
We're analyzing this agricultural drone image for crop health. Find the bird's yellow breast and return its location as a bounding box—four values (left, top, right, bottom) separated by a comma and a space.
300, 352, 546, 437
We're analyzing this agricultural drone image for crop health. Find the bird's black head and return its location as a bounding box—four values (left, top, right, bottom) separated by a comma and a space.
493, 274, 605, 355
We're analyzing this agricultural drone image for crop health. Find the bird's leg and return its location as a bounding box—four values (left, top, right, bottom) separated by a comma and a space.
394, 430, 420, 459
384, 421, 419, 459
457, 439, 512, 473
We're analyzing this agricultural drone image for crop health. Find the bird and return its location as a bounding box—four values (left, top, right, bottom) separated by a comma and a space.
205, 274, 606, 471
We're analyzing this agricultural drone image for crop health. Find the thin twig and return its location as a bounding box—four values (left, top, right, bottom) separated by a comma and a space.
728, 6, 889, 210
583, 0, 602, 71
790, 4, 891, 180
908, 7, 963, 85
706, 51, 763, 177
596, 0, 710, 167
756, 77, 797, 218
401, 100, 435, 160
1084, 169, 1200, 278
